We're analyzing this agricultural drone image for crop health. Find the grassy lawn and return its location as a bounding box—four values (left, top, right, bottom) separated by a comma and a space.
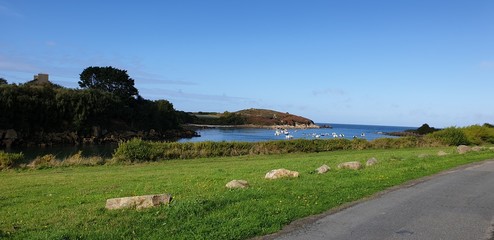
1, 147, 493, 239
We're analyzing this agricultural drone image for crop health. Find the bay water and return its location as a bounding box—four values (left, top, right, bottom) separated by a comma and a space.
179, 123, 412, 143
4, 123, 413, 160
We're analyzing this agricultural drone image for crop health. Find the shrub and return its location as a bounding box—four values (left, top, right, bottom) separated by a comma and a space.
461, 125, 494, 145
369, 138, 396, 149
426, 127, 470, 146
319, 138, 352, 151
350, 138, 371, 150
0, 151, 24, 170
112, 138, 159, 162
393, 136, 424, 148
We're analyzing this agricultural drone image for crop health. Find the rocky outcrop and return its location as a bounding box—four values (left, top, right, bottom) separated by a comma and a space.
338, 161, 362, 170
226, 180, 249, 189
265, 168, 299, 179
105, 194, 172, 210
235, 109, 318, 129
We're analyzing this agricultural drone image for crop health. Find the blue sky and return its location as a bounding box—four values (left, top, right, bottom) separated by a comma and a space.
1, 1, 493, 127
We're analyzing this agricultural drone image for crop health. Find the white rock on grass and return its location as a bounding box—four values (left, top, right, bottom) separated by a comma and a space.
337, 161, 362, 170
316, 165, 331, 174
366, 158, 378, 166
437, 151, 448, 156
457, 145, 471, 154
265, 168, 299, 179
106, 194, 172, 210
472, 146, 484, 152
226, 180, 249, 189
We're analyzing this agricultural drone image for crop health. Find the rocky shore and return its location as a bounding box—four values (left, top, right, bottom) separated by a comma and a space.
0, 127, 198, 148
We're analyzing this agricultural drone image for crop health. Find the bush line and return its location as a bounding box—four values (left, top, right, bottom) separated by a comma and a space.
111, 137, 429, 163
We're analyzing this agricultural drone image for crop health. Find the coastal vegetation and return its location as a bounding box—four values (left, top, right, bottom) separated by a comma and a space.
0, 67, 195, 147
1, 146, 493, 239
110, 124, 494, 163
1, 124, 493, 169
189, 111, 247, 126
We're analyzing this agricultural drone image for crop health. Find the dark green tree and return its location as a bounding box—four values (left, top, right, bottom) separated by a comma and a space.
0, 77, 7, 85
79, 66, 138, 100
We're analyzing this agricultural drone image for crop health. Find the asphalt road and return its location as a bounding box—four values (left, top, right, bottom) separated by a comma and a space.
265, 160, 494, 240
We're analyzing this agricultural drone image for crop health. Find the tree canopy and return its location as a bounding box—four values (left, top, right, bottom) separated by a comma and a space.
0, 77, 7, 85
79, 66, 138, 100
0, 71, 192, 145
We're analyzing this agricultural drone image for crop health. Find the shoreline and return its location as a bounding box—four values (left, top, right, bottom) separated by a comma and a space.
183, 123, 322, 130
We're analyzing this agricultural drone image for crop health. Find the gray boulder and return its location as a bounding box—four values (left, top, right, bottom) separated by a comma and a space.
226, 180, 249, 189
316, 165, 331, 174
437, 151, 448, 156
457, 145, 471, 154
338, 161, 362, 170
366, 158, 378, 166
472, 146, 484, 152
106, 193, 172, 210
265, 168, 299, 179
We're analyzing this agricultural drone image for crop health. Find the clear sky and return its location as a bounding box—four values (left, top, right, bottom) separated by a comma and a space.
1, 1, 493, 128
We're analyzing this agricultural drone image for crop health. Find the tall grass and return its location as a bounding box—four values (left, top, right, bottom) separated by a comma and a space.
0, 151, 105, 170
112, 137, 435, 162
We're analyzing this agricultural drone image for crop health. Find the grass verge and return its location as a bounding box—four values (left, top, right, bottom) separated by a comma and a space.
0, 147, 493, 239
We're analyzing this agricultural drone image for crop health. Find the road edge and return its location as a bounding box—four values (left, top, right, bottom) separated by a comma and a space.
254, 158, 494, 240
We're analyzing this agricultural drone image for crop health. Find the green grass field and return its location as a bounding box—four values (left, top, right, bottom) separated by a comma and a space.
1, 147, 493, 239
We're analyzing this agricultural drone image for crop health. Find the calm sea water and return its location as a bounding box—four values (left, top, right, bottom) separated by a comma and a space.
5, 123, 413, 160
179, 123, 412, 142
